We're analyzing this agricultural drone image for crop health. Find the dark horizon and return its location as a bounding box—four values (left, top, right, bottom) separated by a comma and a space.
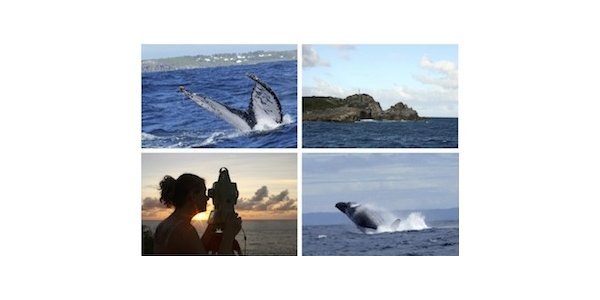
142, 218, 298, 222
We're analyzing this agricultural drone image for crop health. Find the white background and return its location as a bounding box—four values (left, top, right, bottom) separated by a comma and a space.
1, 0, 599, 299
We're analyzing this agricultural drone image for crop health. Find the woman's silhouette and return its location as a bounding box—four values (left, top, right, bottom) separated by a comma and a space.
153, 173, 242, 255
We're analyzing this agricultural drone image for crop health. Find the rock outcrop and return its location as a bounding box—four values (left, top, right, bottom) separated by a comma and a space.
303, 94, 421, 122
382, 102, 420, 120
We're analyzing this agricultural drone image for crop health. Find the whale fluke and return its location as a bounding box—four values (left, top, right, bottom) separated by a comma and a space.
246, 73, 283, 124
179, 73, 283, 132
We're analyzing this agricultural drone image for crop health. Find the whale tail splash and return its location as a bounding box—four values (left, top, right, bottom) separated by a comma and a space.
390, 218, 402, 231
179, 73, 283, 132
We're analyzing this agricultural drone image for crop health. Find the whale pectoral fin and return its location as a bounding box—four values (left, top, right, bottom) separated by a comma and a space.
246, 73, 283, 124
179, 86, 253, 131
391, 219, 402, 230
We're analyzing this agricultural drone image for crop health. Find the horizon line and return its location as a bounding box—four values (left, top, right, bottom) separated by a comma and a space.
142, 48, 297, 61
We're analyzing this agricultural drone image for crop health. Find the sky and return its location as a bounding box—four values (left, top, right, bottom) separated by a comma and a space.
303, 153, 458, 213
303, 44, 458, 117
142, 44, 296, 60
142, 153, 297, 220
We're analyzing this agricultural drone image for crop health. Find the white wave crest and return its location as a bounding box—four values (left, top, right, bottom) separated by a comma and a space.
141, 132, 159, 140
196, 131, 246, 147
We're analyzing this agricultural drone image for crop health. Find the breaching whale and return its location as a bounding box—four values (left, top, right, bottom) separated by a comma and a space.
335, 202, 401, 232
178, 73, 283, 132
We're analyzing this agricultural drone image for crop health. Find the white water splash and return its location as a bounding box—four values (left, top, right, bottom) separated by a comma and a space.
253, 113, 294, 131
377, 212, 429, 233
360, 203, 429, 234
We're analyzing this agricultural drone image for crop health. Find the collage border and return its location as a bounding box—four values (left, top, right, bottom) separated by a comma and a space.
141, 43, 459, 256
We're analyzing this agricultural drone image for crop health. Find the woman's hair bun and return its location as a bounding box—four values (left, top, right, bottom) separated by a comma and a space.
159, 175, 177, 207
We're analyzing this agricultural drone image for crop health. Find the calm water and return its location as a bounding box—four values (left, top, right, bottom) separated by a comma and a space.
303, 221, 458, 256
303, 118, 458, 148
143, 219, 297, 256
142, 61, 297, 148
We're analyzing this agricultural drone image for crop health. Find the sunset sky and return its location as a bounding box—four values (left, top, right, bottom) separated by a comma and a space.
142, 153, 297, 220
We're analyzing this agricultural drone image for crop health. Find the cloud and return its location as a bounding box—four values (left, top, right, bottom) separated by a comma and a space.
237, 186, 297, 211
142, 197, 163, 210
302, 78, 352, 98
248, 185, 268, 203
415, 56, 458, 90
400, 69, 458, 116
277, 200, 297, 210
334, 45, 355, 50
302, 45, 329, 68
333, 45, 356, 60
269, 189, 289, 203
141, 197, 171, 218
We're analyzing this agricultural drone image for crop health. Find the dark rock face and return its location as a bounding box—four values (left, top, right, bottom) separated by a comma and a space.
344, 94, 384, 119
303, 94, 421, 122
382, 102, 420, 120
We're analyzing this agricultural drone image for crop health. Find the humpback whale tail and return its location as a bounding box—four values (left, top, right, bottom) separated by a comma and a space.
179, 73, 283, 132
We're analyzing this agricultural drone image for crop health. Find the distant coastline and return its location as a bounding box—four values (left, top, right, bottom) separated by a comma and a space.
303, 207, 459, 226
142, 50, 296, 73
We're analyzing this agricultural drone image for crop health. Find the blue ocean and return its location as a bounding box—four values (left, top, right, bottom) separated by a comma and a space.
303, 220, 459, 256
303, 118, 458, 148
143, 219, 297, 256
142, 61, 297, 148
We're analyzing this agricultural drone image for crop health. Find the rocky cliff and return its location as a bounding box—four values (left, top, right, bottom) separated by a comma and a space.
303, 94, 421, 122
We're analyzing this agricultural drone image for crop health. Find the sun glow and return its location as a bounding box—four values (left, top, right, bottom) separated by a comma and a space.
193, 212, 209, 221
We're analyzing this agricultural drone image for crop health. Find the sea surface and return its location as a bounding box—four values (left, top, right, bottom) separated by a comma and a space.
303, 118, 458, 148
143, 219, 297, 256
303, 220, 458, 256
142, 61, 297, 148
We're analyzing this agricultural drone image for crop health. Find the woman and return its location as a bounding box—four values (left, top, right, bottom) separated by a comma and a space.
153, 173, 241, 255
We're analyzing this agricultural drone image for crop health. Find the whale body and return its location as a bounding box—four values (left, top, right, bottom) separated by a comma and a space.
179, 73, 283, 132
335, 202, 401, 232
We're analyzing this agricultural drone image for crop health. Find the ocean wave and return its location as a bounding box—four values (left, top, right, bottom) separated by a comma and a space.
195, 131, 246, 147
142, 61, 297, 148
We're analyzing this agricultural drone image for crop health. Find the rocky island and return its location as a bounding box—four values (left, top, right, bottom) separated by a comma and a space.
303, 94, 422, 122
